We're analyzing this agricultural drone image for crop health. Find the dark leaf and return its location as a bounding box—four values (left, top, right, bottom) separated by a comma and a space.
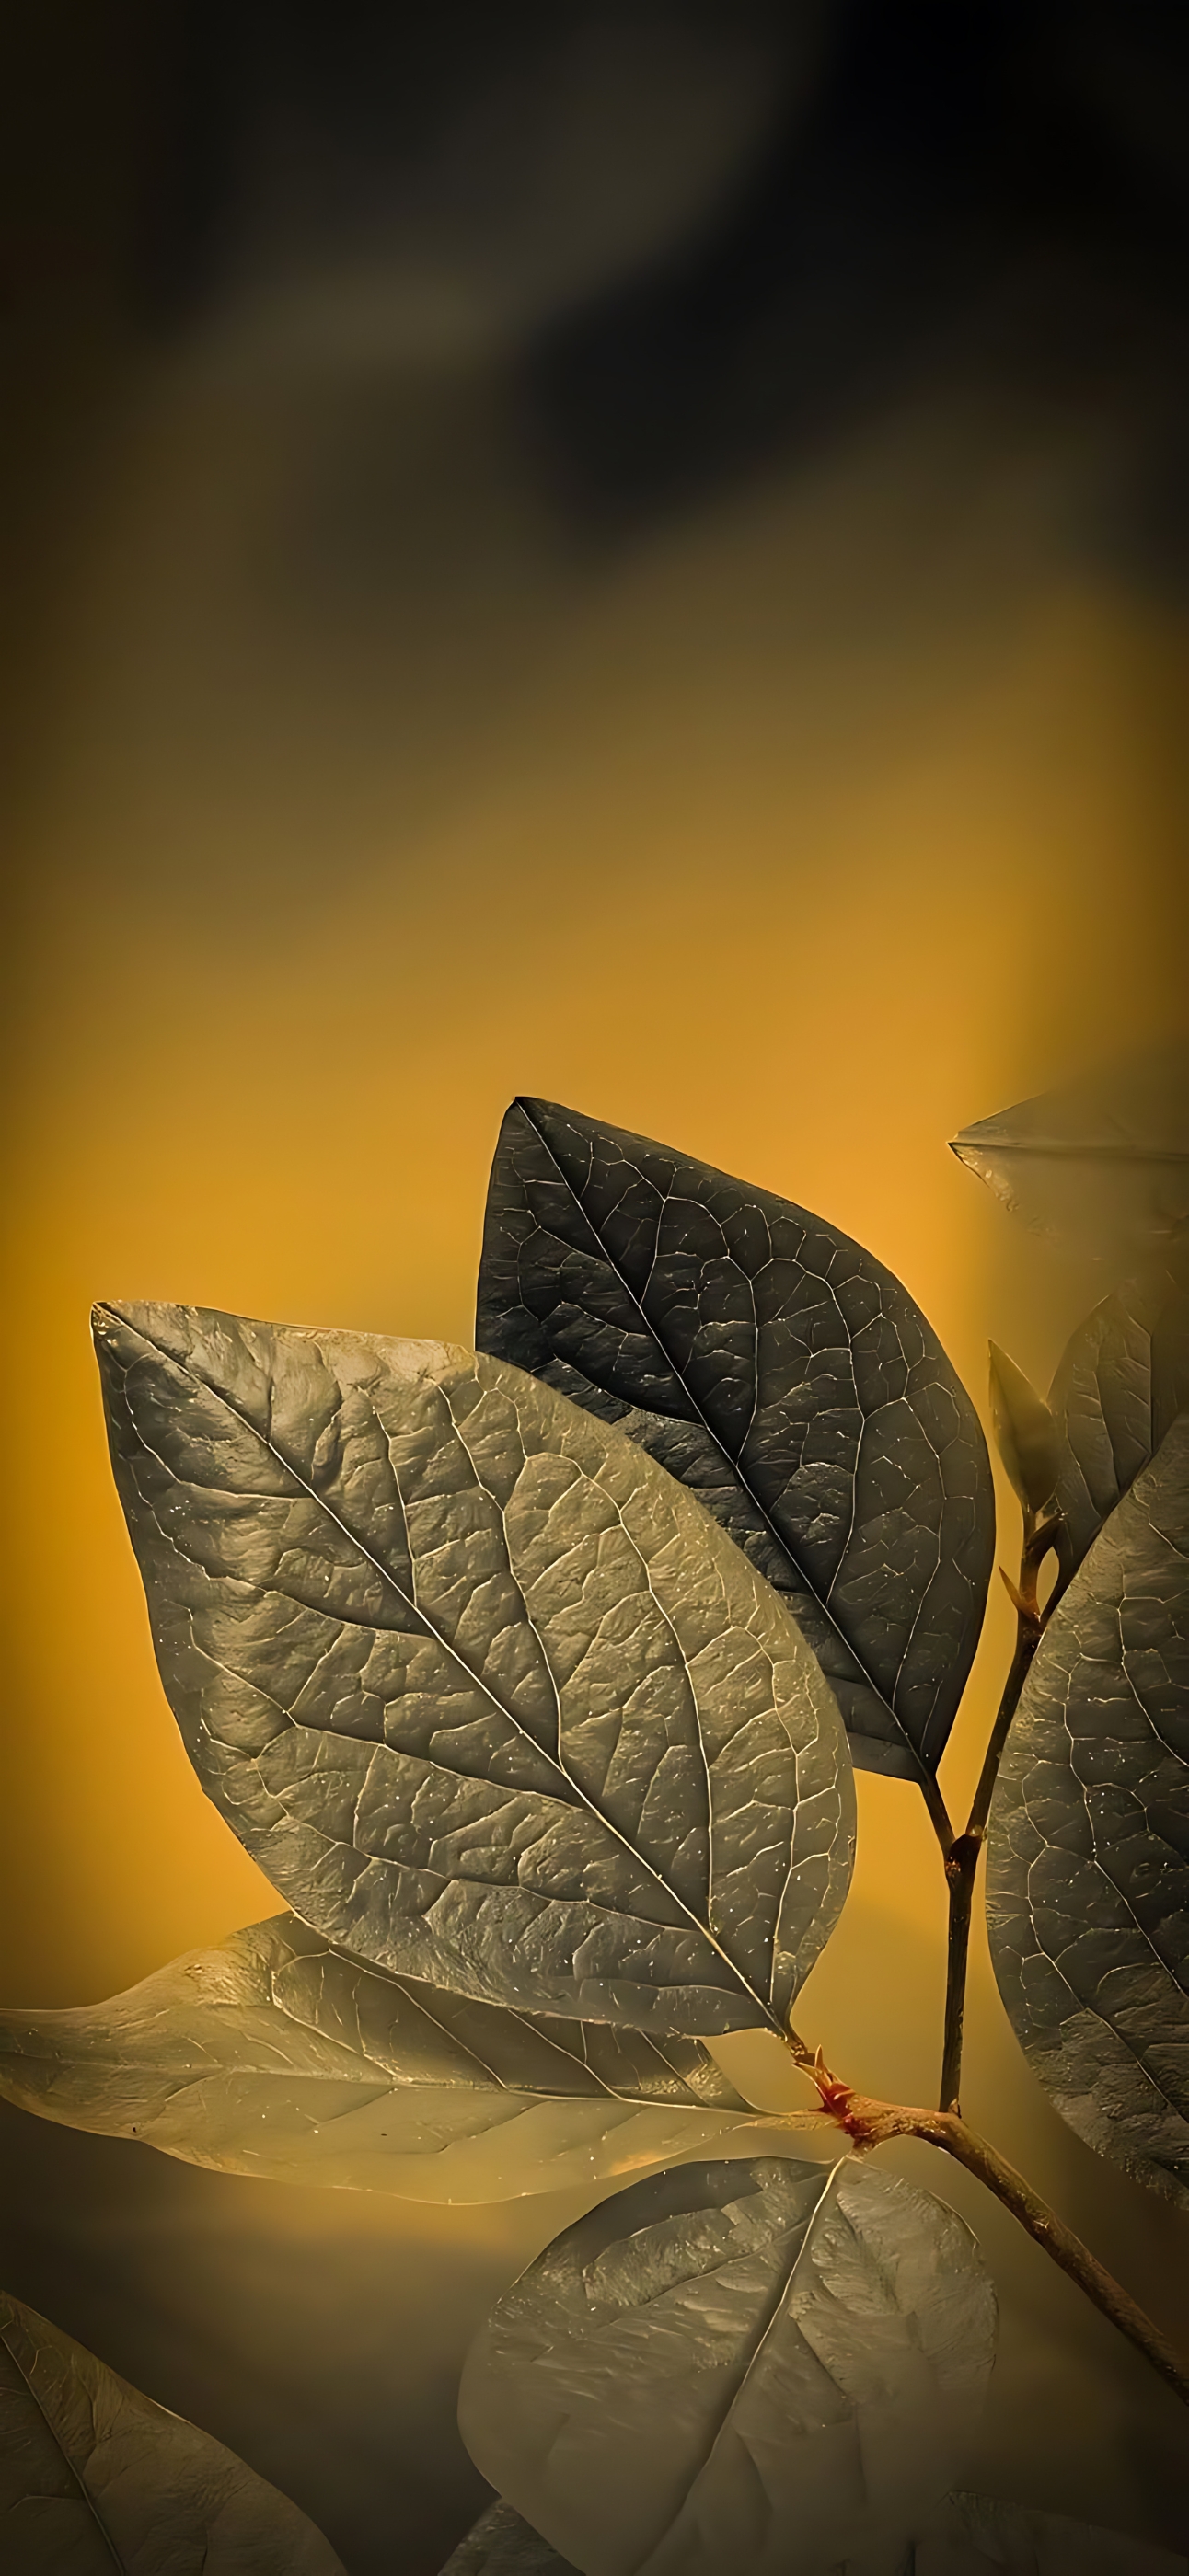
1047, 1250, 1189, 1575
476, 1099, 994, 1790
987, 1414, 1189, 2206
0, 1913, 761, 2203
987, 1344, 1063, 1515
441, 2491, 1187, 2576
458, 2153, 996, 2576
0, 2287, 344, 2572
95, 1305, 853, 2039
444, 2493, 1186, 2576
951, 1043, 1189, 1259
440, 2503, 579, 2575
913, 2491, 1185, 2574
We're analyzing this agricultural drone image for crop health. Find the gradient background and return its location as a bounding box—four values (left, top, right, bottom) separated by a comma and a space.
3, 6, 1188, 2569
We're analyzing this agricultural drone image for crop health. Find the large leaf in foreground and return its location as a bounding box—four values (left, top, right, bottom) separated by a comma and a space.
95, 1305, 853, 2038
477, 1099, 994, 1789
1047, 1251, 1189, 1575
0, 2287, 343, 2572
0, 1914, 759, 2202
987, 1415, 1189, 2205
913, 2491, 1186, 2575
458, 2155, 996, 2576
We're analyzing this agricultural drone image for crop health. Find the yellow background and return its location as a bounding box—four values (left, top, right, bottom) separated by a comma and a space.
3, 335, 1188, 2568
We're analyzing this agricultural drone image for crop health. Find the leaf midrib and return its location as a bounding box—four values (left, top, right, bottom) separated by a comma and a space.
514, 1101, 924, 1780
1, 1963, 742, 2110
106, 1309, 776, 2033
598, 2162, 843, 2576
0, 2049, 745, 2123
0, 2315, 126, 2573
294, 1938, 750, 2105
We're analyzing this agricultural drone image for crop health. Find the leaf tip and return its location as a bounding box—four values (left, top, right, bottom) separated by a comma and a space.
987, 1342, 1062, 1513
91, 1299, 161, 1371
91, 1300, 130, 1376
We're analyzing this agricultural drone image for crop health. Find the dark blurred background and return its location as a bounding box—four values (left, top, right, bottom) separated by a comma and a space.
6, 1, 1189, 789
2, 8, 1188, 2572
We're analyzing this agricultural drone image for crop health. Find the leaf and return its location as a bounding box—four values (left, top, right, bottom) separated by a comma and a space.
0, 1913, 763, 2204
987, 1413, 1189, 2206
439, 2492, 1189, 2576
951, 1043, 1189, 1259
457, 2153, 997, 2576
911, 2491, 1186, 2575
476, 1098, 994, 1792
94, 1304, 854, 2039
440, 2503, 580, 2574
0, 2285, 344, 2573
1047, 1250, 1189, 1576
987, 1345, 1063, 1515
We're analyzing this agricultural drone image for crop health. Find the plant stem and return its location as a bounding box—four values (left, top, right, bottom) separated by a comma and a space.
921, 1766, 955, 1856
936, 1508, 1061, 2113
938, 1833, 978, 2118
938, 1630, 1034, 2113
823, 2086, 1189, 2410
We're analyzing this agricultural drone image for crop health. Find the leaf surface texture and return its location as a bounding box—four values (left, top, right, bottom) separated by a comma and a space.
0, 2287, 344, 2572
94, 1305, 853, 2036
0, 1914, 758, 2202
477, 1100, 993, 1787
457, 2153, 996, 2576
1047, 1253, 1189, 1576
441, 2494, 1185, 2576
987, 1415, 1189, 2204
440, 2502, 579, 2573
910, 2490, 1185, 2575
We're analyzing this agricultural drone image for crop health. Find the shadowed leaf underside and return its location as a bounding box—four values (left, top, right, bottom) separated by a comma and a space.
94, 1304, 853, 2039
477, 1099, 994, 1790
0, 1914, 760, 2203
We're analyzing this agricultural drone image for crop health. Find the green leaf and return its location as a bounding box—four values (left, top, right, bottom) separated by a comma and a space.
94, 1304, 853, 2039
951, 1044, 1189, 1259
987, 1414, 1189, 2206
1047, 1251, 1189, 1576
0, 2286, 344, 2572
457, 2154, 997, 2576
913, 2492, 1186, 2574
987, 1344, 1064, 1514
440, 2504, 579, 2574
0, 1914, 763, 2203
476, 1098, 994, 1793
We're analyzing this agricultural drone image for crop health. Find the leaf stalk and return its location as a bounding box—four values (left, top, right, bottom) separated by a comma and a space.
936, 1506, 1062, 2113
791, 2064, 1189, 2412
779, 1487, 1189, 2425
